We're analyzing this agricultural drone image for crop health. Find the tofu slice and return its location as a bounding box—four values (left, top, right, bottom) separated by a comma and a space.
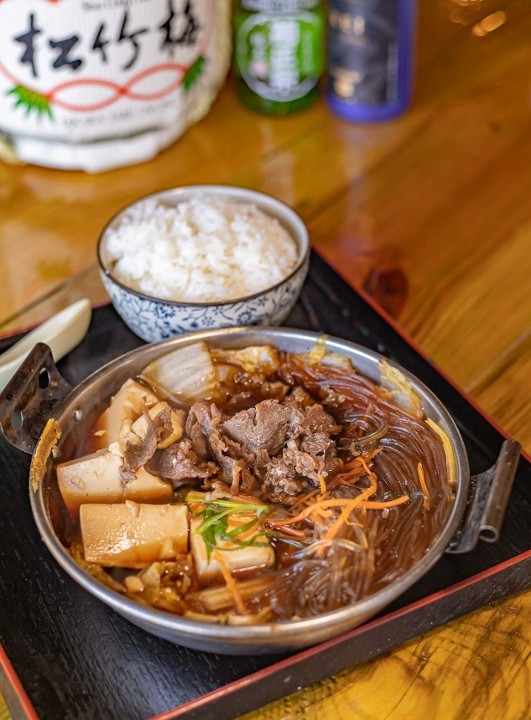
190, 514, 275, 586
92, 379, 160, 450
57, 445, 172, 516
80, 501, 189, 567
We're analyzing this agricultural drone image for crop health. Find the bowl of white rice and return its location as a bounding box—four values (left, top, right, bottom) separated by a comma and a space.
97, 186, 310, 342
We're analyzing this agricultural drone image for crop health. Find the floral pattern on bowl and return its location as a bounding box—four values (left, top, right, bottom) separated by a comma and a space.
99, 256, 309, 343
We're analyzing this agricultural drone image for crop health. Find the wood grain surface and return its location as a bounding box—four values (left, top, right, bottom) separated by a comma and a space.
0, 1, 530, 718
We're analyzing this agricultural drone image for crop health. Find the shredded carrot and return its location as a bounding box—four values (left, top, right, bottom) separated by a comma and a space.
290, 488, 321, 510
236, 520, 261, 542
342, 451, 378, 472
329, 454, 376, 493
324, 472, 378, 539
266, 451, 409, 541
362, 496, 410, 509
325, 497, 367, 540
268, 487, 407, 531
358, 455, 373, 478
342, 457, 367, 471
417, 462, 430, 508
271, 525, 307, 538
213, 550, 247, 615
317, 475, 327, 497
344, 517, 363, 528
334, 465, 367, 484
266, 499, 357, 528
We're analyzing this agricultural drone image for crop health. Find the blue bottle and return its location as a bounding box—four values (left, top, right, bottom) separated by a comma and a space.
326, 0, 417, 122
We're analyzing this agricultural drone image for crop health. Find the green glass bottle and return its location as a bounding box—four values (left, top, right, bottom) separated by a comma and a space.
233, 0, 325, 115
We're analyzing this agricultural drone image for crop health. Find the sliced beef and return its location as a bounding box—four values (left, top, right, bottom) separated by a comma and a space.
297, 403, 342, 438
121, 407, 173, 482
319, 387, 347, 410
221, 399, 303, 457
155, 439, 218, 489
283, 442, 323, 480
285, 441, 342, 480
261, 457, 307, 503
185, 408, 209, 460
124, 392, 345, 502
260, 403, 344, 503
188, 401, 257, 495
300, 432, 334, 456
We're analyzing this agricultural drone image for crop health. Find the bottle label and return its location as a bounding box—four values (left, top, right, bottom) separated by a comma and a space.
0, 0, 227, 143
241, 1, 321, 14
236, 11, 323, 102
327, 0, 398, 106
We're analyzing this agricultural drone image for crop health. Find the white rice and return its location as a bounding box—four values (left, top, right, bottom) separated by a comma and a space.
104, 196, 299, 303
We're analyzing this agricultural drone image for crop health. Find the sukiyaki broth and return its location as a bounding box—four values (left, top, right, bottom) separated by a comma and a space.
55, 340, 454, 624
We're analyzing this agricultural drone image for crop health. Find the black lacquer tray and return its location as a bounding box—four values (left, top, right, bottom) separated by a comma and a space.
1, 252, 530, 720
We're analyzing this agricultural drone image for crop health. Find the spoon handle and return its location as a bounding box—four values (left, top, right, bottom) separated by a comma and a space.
0, 299, 92, 391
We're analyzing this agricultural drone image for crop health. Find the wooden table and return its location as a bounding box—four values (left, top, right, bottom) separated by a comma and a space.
1, 1, 529, 718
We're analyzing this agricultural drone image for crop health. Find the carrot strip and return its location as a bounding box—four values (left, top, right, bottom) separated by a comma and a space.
342, 457, 367, 471
213, 550, 247, 615
267, 499, 360, 528
267, 488, 406, 529
325, 497, 366, 540
362, 496, 409, 509
237, 520, 261, 542
334, 466, 367, 484
290, 488, 321, 510
358, 456, 374, 478
266, 452, 409, 542
417, 462, 430, 508
324, 472, 378, 539
272, 525, 308, 538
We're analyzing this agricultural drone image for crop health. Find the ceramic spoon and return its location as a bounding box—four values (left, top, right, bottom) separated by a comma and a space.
0, 298, 92, 391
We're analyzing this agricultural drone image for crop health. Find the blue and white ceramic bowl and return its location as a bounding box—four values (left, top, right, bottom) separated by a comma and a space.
97, 185, 310, 343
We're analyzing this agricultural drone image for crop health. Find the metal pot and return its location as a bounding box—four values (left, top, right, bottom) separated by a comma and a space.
0, 327, 520, 655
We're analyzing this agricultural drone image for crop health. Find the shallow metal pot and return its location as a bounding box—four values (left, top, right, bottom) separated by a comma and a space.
0, 327, 519, 655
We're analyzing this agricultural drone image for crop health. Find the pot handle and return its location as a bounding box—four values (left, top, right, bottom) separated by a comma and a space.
446, 439, 521, 554
0, 343, 72, 455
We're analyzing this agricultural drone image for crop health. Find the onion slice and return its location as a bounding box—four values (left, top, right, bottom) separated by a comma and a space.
379, 359, 423, 419
141, 342, 217, 403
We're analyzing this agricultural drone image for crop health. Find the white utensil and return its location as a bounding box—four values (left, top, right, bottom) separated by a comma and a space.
0, 298, 92, 391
